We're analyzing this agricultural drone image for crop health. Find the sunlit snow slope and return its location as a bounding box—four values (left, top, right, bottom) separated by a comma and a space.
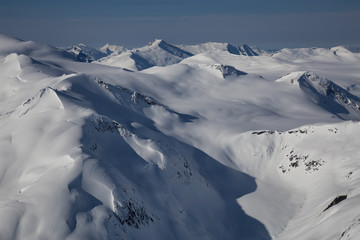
1, 34, 360, 240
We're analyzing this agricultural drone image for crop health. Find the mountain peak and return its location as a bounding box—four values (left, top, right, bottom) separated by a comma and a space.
238, 44, 259, 56
148, 39, 166, 47
64, 44, 107, 62
99, 43, 126, 55
330, 46, 359, 54
143, 39, 192, 59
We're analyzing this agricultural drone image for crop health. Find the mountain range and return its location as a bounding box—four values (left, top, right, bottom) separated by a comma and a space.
1, 33, 360, 239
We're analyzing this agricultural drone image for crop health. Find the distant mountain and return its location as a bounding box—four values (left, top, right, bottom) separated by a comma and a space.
64, 43, 108, 62
97, 40, 266, 71
178, 42, 262, 56
99, 43, 127, 55
97, 39, 193, 71
178, 42, 239, 55
272, 46, 360, 61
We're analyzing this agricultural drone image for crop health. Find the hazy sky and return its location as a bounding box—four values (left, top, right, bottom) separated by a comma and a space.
0, 0, 359, 49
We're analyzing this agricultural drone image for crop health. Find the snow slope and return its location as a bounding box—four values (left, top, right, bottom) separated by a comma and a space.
1, 34, 360, 239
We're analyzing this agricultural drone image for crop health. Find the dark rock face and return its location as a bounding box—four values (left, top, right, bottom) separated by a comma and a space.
213, 64, 247, 78
323, 195, 347, 212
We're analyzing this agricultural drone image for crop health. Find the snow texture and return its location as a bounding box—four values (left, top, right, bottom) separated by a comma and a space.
1, 34, 360, 239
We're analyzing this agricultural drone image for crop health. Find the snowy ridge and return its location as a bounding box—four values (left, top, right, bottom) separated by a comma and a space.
64, 43, 107, 62
179, 42, 261, 56
1, 34, 360, 239
272, 46, 360, 62
278, 71, 360, 120
238, 44, 259, 56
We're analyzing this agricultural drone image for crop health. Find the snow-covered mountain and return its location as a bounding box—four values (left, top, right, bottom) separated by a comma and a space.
1, 33, 360, 240
178, 42, 262, 56
96, 41, 264, 71
64, 43, 128, 62
272, 46, 360, 62
64, 43, 108, 62
277, 71, 360, 119
99, 43, 127, 55
97, 39, 193, 71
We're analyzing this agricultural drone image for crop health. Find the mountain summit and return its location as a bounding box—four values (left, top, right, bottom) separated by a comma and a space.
99, 43, 127, 55
97, 39, 193, 71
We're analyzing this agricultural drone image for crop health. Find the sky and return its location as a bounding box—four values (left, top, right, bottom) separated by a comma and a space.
0, 0, 359, 49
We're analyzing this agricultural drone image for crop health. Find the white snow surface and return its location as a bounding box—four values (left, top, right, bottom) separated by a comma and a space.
1, 34, 360, 239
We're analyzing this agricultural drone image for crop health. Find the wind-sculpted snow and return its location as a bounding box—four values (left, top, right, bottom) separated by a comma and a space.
0, 64, 268, 239
1, 34, 360, 239
77, 110, 270, 239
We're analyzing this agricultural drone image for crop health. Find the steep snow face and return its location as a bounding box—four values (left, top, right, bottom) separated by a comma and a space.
64, 44, 108, 62
0, 73, 269, 240
97, 39, 193, 71
0, 39, 270, 240
229, 122, 360, 239
277, 71, 360, 120
1, 34, 360, 240
238, 44, 260, 56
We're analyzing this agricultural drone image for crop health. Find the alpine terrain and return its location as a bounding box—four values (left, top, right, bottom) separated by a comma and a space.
0, 34, 360, 240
